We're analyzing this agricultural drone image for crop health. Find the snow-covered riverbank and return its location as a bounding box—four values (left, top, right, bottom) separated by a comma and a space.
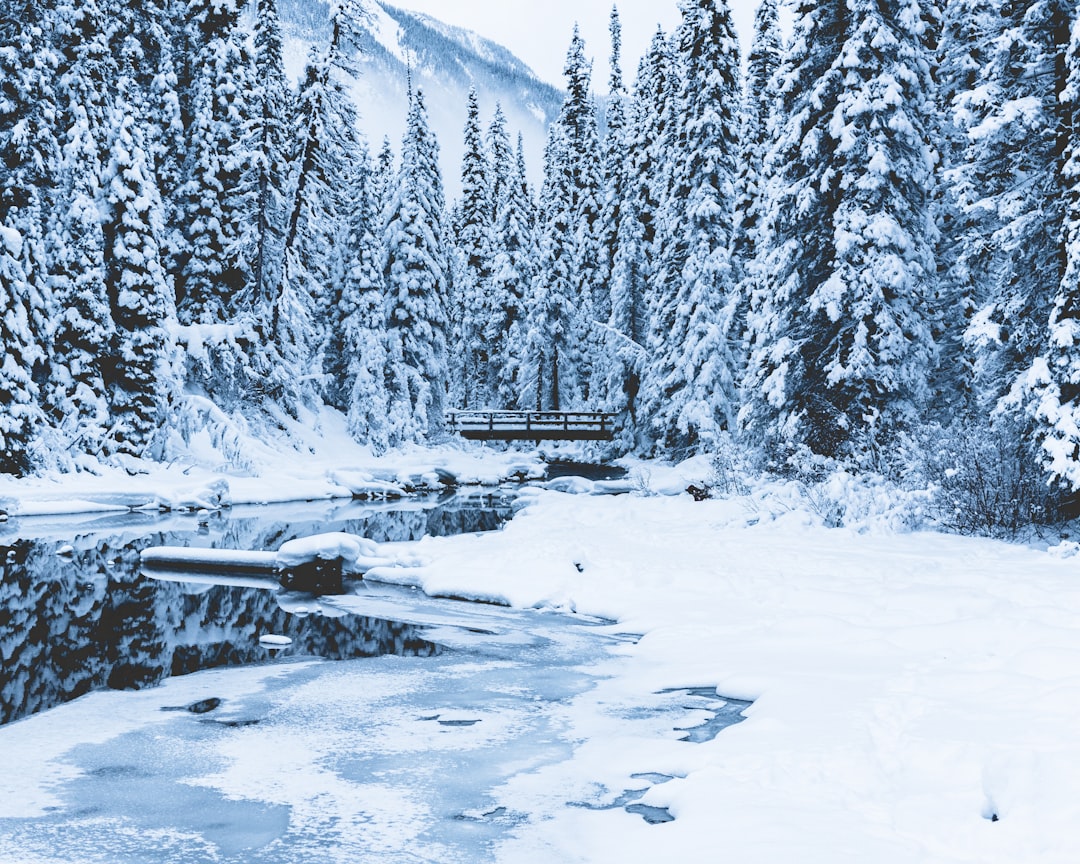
358, 488, 1080, 863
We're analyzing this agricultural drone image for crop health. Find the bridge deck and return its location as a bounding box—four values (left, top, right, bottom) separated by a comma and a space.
446, 411, 615, 442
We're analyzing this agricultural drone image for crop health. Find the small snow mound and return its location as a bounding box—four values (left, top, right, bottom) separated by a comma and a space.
56, 544, 74, 558
276, 532, 379, 569
329, 470, 406, 499
259, 634, 292, 647
1049, 541, 1080, 559
543, 476, 595, 495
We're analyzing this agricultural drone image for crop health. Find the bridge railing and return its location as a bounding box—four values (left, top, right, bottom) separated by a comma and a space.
445, 411, 615, 440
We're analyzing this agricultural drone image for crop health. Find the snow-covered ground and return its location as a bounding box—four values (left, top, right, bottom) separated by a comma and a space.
0, 410, 547, 517
2, 444, 1080, 862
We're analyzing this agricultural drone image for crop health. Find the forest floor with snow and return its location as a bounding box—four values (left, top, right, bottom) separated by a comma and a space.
2, 416, 1080, 862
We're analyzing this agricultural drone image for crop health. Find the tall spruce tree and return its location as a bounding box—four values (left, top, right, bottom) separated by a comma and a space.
46, 0, 117, 455
730, 0, 781, 364
482, 107, 527, 407
102, 109, 176, 458
1030, 10, 1080, 490
742, 0, 940, 463
0, 0, 60, 472
524, 122, 585, 410
453, 88, 493, 409
383, 86, 450, 444
946, 0, 1072, 421
608, 29, 677, 449
340, 146, 391, 453
177, 0, 257, 326
247, 0, 293, 313
490, 134, 536, 408
640, 0, 742, 454
562, 26, 607, 334
522, 27, 603, 411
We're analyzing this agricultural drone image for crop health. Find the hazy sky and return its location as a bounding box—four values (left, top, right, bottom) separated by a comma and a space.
387, 1, 760, 89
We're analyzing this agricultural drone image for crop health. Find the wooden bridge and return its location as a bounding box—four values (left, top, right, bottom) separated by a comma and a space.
446, 411, 615, 442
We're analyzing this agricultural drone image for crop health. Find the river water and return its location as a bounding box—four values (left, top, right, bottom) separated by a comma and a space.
0, 486, 749, 862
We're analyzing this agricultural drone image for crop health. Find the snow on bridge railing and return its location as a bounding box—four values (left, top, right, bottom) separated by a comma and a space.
445, 411, 615, 441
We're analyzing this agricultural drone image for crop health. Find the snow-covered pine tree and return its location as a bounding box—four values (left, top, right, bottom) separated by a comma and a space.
607, 28, 677, 450
742, 0, 940, 463
486, 105, 513, 225
0, 226, 43, 476
277, 2, 368, 414
639, 0, 742, 455
0, 0, 60, 472
107, 0, 187, 286
309, 6, 373, 415
925, 0, 996, 414
176, 0, 257, 326
729, 0, 781, 363
248, 0, 293, 313
382, 86, 450, 445
371, 136, 396, 219
102, 108, 177, 458
522, 27, 604, 411
340, 146, 391, 454
522, 122, 586, 411
1029, 10, 1080, 490
947, 0, 1072, 420
561, 26, 607, 345
46, 0, 117, 456
490, 133, 536, 408
589, 4, 642, 449
452, 88, 493, 409
597, 5, 627, 326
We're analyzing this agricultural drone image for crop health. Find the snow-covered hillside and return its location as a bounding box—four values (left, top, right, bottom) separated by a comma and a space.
275, 0, 563, 194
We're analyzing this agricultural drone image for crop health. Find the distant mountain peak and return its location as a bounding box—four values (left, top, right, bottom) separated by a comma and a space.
274, 0, 562, 196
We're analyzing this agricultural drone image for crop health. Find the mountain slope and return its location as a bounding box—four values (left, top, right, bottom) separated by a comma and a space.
275, 0, 563, 196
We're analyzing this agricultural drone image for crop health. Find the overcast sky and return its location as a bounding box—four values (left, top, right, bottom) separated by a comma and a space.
387, 1, 760, 89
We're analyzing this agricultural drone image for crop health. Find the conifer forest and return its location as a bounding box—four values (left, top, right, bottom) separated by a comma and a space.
3, 0, 1080, 526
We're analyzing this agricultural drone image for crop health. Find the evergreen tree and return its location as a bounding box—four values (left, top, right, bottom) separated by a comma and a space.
743, 0, 940, 462
46, 0, 117, 455
589, 5, 644, 449
598, 5, 627, 325
522, 27, 604, 411
946, 0, 1072, 418
383, 87, 450, 445
0, 0, 59, 471
608, 29, 677, 448
1030, 10, 1080, 490
452, 88, 493, 408
102, 109, 176, 458
489, 133, 536, 408
277, 10, 366, 411
523, 122, 586, 411
640, 0, 743, 454
371, 136, 396, 219
927, 0, 996, 414
340, 147, 390, 453
177, 0, 257, 325
486, 105, 514, 224
247, 0, 293, 313
562, 26, 607, 335
0, 226, 42, 475
730, 0, 781, 362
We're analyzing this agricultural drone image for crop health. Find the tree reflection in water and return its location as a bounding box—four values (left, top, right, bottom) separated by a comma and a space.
0, 494, 514, 725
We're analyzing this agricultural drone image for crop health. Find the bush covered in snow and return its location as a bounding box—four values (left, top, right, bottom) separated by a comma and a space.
903, 419, 1067, 539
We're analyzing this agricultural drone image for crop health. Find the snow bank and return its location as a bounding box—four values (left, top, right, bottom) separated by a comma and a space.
361, 490, 1080, 863
0, 406, 546, 518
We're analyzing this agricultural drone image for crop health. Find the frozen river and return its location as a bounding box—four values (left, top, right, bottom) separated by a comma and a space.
0, 490, 748, 862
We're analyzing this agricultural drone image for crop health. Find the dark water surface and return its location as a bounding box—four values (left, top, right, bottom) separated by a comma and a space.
0, 493, 514, 726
